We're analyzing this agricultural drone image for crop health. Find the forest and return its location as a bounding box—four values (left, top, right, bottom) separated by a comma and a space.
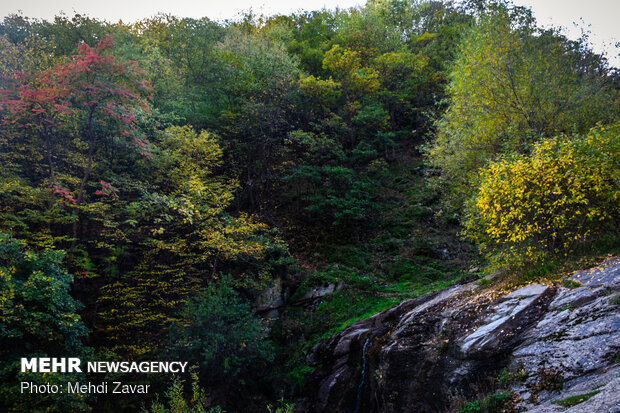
0, 0, 618, 411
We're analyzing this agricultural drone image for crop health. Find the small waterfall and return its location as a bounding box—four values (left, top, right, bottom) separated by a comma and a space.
353, 337, 372, 413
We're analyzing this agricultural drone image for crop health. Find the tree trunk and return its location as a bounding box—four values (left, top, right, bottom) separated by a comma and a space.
70, 109, 96, 252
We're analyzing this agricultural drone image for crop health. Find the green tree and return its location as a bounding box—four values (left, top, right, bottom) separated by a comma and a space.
129, 15, 226, 128
0, 233, 91, 412
94, 126, 273, 357
170, 275, 274, 388
214, 29, 302, 209
427, 7, 618, 208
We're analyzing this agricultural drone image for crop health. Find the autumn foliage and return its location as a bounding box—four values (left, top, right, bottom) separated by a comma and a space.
0, 2, 618, 411
463, 124, 620, 264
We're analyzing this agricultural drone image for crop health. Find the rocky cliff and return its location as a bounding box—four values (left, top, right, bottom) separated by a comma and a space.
298, 256, 620, 412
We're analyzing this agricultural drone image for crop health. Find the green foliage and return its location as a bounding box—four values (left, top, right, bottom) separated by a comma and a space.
267, 398, 295, 413
0, 233, 91, 412
497, 368, 527, 386
484, 392, 513, 412
463, 124, 620, 265
170, 275, 274, 387
561, 279, 582, 289
128, 15, 226, 128
142, 373, 221, 413
427, 7, 618, 208
459, 400, 481, 413
292, 165, 378, 224
459, 392, 514, 413
286, 364, 314, 386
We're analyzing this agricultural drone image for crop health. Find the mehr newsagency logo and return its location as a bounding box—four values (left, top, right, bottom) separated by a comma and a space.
19, 357, 188, 395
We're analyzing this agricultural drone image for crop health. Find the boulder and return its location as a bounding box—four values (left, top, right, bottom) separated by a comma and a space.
459, 284, 551, 357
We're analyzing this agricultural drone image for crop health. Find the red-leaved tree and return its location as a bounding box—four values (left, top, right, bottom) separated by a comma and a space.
0, 35, 152, 244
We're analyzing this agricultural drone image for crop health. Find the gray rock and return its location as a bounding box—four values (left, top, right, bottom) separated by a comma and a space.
459, 284, 550, 356
523, 365, 620, 412
256, 277, 284, 312
511, 259, 620, 383
300, 256, 620, 413
295, 282, 344, 303
563, 377, 620, 413
571, 256, 620, 288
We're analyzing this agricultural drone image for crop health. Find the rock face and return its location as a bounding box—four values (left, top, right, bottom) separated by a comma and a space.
294, 282, 344, 305
300, 256, 620, 412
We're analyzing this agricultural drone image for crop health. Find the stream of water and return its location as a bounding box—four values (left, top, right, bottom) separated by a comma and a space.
353, 337, 372, 413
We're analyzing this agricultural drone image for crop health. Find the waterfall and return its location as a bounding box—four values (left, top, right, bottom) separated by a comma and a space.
353, 336, 372, 413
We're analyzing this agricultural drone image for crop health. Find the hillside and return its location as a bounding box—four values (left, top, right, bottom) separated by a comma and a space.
0, 0, 618, 411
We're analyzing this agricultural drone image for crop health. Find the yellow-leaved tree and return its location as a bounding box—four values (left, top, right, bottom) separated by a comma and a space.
427, 6, 618, 209
463, 123, 619, 265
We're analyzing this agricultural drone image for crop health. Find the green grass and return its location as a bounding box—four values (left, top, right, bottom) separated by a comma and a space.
459, 392, 512, 413
552, 391, 600, 407
609, 294, 620, 306
561, 279, 582, 289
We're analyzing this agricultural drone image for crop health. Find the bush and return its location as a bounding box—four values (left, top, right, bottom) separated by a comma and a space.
459, 400, 481, 413
427, 8, 617, 210
464, 124, 619, 265
459, 392, 514, 413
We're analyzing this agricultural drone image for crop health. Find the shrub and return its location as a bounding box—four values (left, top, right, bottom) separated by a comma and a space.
459, 400, 481, 413
533, 367, 564, 393
142, 372, 220, 413
427, 9, 617, 210
464, 124, 619, 265
459, 392, 515, 413
484, 392, 512, 412
497, 368, 527, 386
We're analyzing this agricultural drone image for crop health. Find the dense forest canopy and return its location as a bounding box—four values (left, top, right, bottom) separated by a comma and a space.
0, 0, 617, 411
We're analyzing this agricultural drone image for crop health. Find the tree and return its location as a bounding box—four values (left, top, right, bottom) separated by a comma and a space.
427, 7, 618, 208
93, 126, 274, 357
206, 29, 302, 209
0, 233, 91, 412
0, 35, 152, 250
129, 15, 226, 128
170, 275, 274, 388
0, 54, 72, 190
463, 123, 620, 265
59, 35, 151, 229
